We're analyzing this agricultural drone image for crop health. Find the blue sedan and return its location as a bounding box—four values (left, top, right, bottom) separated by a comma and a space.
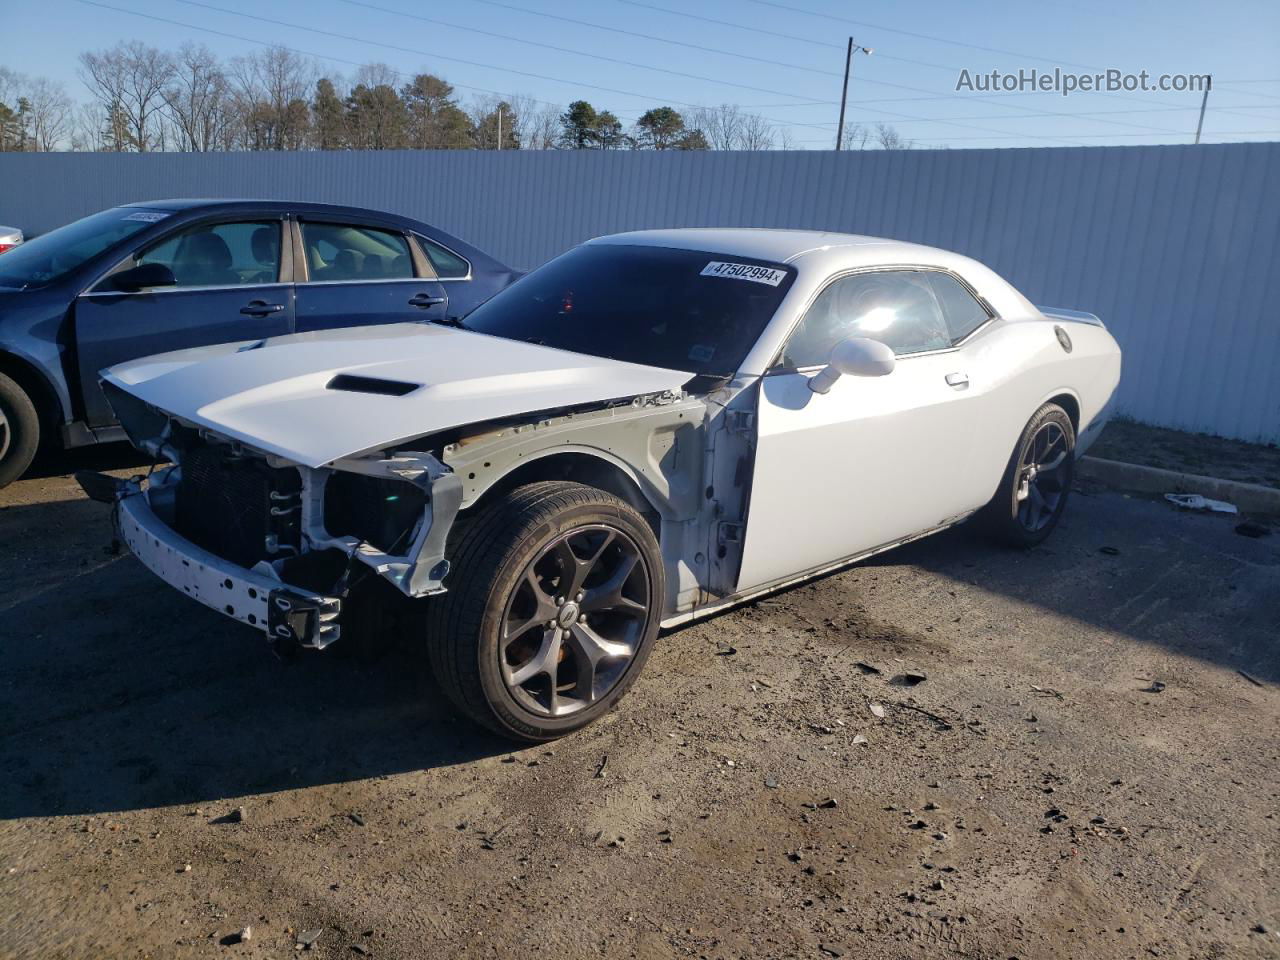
0, 199, 519, 486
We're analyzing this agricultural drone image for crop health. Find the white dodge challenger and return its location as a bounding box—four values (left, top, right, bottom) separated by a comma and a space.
85, 229, 1121, 741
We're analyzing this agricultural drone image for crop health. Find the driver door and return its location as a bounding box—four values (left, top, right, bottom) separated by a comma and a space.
735, 269, 991, 593
73, 217, 294, 426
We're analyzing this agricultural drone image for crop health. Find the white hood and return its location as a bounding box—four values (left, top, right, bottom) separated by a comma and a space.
104, 323, 692, 468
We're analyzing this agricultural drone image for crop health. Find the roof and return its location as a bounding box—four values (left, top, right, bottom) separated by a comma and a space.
589, 228, 939, 265
123, 198, 397, 216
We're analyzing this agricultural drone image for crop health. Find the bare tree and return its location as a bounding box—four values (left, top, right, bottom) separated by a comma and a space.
22, 78, 72, 150
688, 104, 742, 150
837, 121, 871, 150
686, 104, 779, 150
78, 41, 175, 151
68, 103, 101, 151
507, 95, 559, 150
229, 47, 316, 149
737, 111, 776, 150
163, 43, 231, 151
875, 122, 912, 150
353, 62, 399, 90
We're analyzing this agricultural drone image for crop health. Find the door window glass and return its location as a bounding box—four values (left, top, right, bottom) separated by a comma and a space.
927, 272, 991, 343
781, 270, 952, 367
136, 221, 280, 288
301, 223, 413, 282
416, 235, 470, 279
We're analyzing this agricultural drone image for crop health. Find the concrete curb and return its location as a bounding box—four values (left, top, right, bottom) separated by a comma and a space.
1078, 457, 1280, 516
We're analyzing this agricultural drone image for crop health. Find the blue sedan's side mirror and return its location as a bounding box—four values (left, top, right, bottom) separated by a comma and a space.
111, 262, 177, 292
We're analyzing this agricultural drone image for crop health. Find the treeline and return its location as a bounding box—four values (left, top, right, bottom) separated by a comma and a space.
1, 40, 905, 153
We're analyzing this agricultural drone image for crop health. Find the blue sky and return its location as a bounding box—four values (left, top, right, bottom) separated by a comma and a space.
6, 0, 1279, 148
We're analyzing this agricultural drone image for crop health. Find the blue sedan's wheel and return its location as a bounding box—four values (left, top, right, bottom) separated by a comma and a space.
0, 372, 40, 489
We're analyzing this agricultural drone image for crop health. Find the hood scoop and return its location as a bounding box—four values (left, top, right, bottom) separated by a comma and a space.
326, 373, 420, 397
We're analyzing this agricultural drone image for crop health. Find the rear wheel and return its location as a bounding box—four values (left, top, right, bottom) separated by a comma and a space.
0, 372, 40, 489
425, 481, 663, 741
980, 402, 1075, 547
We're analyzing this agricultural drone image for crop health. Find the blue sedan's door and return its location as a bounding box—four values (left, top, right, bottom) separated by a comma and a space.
293, 220, 448, 333
74, 218, 294, 427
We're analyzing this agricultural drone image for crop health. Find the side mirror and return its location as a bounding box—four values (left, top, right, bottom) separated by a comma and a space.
808, 337, 896, 394
110, 262, 176, 292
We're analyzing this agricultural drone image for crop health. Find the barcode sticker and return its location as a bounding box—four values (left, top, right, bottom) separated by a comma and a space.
700, 261, 787, 286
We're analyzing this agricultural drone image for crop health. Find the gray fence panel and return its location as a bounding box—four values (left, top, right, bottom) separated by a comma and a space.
3, 144, 1277, 442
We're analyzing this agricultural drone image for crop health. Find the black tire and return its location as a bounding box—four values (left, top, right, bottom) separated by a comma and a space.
425, 481, 664, 742
980, 402, 1075, 547
0, 371, 40, 489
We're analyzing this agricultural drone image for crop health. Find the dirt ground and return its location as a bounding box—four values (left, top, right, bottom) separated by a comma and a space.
2, 447, 1278, 960
1091, 419, 1280, 490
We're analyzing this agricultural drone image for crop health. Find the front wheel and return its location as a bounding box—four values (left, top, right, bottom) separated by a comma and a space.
0, 372, 41, 489
980, 402, 1076, 547
425, 481, 664, 741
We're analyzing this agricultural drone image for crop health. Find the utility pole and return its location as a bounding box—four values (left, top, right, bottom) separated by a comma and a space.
835, 38, 872, 151
497, 105, 503, 151
1194, 79, 1211, 144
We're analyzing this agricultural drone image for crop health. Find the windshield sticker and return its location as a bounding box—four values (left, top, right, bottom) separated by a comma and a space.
121, 211, 169, 223
688, 344, 716, 363
700, 261, 787, 286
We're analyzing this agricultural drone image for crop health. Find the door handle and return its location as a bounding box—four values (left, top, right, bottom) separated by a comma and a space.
945, 372, 969, 388
240, 301, 285, 317
408, 293, 447, 308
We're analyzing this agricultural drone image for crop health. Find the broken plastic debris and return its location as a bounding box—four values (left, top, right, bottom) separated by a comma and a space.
1163, 493, 1238, 514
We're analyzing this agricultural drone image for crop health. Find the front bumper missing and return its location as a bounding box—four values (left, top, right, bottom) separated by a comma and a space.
112, 481, 342, 651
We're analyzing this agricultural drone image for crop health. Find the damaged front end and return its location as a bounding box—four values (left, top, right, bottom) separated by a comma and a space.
86, 382, 466, 653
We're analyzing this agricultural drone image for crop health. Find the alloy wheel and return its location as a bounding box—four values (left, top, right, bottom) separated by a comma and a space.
1016, 420, 1070, 531
499, 524, 652, 717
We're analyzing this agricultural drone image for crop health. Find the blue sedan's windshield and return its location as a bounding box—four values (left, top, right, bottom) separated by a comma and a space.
0, 207, 167, 289
462, 244, 796, 377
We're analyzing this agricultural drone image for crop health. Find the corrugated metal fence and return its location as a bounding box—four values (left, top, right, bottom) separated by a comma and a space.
3, 143, 1278, 442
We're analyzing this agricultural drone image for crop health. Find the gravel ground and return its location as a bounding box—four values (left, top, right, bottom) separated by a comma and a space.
1, 449, 1278, 960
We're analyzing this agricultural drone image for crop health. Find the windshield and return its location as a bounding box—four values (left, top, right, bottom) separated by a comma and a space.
462, 244, 795, 377
0, 207, 168, 289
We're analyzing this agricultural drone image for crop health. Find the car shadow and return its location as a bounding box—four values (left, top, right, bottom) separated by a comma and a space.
2, 486, 1274, 821
25, 441, 153, 480
855, 487, 1280, 685
0, 501, 510, 820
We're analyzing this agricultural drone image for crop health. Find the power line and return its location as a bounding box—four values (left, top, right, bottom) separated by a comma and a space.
143, 0, 1258, 140
607, 1, 1240, 133
610, 0, 973, 75
454, 0, 846, 79
70, 0, 835, 141
779, 102, 1280, 129
735, 0, 1101, 69
155, 0, 1090, 144
65, 0, 1262, 149
798, 130, 1280, 144
621, 0, 1271, 122
68, 0, 608, 119
175, 0, 829, 105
